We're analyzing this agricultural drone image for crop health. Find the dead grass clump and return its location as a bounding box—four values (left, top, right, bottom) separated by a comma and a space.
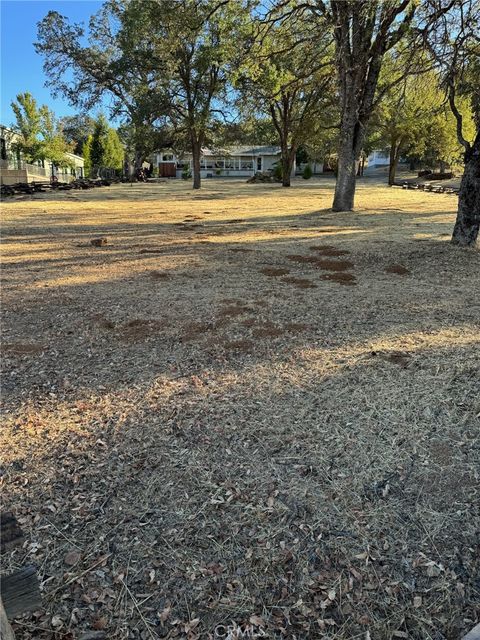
222, 339, 253, 352
3, 343, 44, 355
282, 277, 316, 289
119, 319, 163, 341
309, 245, 350, 257
285, 322, 310, 333
149, 271, 169, 280
385, 264, 410, 275
91, 314, 115, 329
242, 318, 256, 327
261, 267, 290, 277
226, 218, 246, 224
320, 272, 357, 285
252, 324, 284, 338
181, 322, 214, 342
218, 304, 252, 318
230, 247, 253, 253
139, 248, 163, 254
374, 350, 412, 367
316, 259, 354, 271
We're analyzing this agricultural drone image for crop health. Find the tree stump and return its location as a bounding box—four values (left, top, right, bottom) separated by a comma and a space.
1, 512, 42, 639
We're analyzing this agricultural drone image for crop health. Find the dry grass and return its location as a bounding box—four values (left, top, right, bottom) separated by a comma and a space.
1, 177, 479, 640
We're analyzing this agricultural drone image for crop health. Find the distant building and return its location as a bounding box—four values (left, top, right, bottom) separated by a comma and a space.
0, 124, 84, 185
150, 145, 296, 179
367, 149, 390, 167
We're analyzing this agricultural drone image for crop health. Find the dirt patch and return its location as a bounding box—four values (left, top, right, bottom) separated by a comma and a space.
252, 323, 284, 338
230, 247, 253, 253
119, 319, 164, 341
320, 272, 357, 285
282, 276, 317, 289
149, 270, 169, 280
91, 314, 115, 330
386, 264, 410, 275
3, 343, 45, 355
287, 254, 354, 271
285, 322, 310, 333
260, 267, 290, 277
222, 339, 253, 352
309, 245, 350, 257
181, 322, 215, 342
218, 304, 253, 318
316, 258, 355, 271
226, 218, 246, 224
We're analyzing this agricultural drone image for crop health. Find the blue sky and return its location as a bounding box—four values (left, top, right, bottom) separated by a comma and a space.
1, 0, 102, 126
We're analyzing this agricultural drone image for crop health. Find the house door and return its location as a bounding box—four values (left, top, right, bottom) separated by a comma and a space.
257, 157, 262, 171
159, 162, 176, 177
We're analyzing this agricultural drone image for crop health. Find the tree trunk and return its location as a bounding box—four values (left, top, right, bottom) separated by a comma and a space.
134, 151, 143, 172
451, 132, 480, 248
332, 122, 360, 211
192, 141, 201, 190
281, 144, 296, 188
388, 142, 401, 186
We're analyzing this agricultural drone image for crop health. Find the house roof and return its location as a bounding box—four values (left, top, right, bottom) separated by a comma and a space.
202, 145, 281, 157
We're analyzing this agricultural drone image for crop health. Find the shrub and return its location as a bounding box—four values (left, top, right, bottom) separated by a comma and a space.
272, 163, 283, 182
182, 166, 192, 180
302, 164, 313, 179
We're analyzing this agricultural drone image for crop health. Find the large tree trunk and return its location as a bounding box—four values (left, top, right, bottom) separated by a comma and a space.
451, 132, 480, 248
191, 140, 201, 190
388, 141, 401, 186
332, 120, 361, 211
281, 144, 296, 188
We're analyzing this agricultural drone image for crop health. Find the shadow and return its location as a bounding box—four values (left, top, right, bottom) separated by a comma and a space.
2, 182, 478, 640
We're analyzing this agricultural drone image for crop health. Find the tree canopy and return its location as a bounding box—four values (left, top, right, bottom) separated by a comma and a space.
10, 92, 73, 166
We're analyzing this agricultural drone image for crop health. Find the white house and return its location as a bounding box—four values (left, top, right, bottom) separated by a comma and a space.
367, 149, 390, 167
151, 145, 296, 179
0, 125, 84, 185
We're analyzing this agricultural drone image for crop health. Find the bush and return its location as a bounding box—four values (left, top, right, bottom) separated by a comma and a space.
302, 164, 312, 179
182, 166, 192, 180
272, 163, 283, 182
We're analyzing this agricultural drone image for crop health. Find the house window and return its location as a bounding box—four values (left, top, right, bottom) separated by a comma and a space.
225, 157, 234, 169
241, 159, 253, 170
162, 154, 174, 161
0, 138, 7, 160
257, 157, 262, 171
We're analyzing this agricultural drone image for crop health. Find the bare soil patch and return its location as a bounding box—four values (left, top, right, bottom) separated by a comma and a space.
282, 276, 317, 289
1, 178, 479, 640
320, 272, 357, 285
260, 267, 290, 277
386, 263, 411, 275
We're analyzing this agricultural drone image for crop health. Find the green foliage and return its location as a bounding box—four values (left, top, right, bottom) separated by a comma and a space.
10, 92, 73, 165
83, 134, 93, 177
234, 11, 335, 179
302, 164, 313, 179
272, 163, 283, 181
60, 114, 95, 155
368, 62, 475, 178
182, 166, 192, 180
89, 115, 124, 173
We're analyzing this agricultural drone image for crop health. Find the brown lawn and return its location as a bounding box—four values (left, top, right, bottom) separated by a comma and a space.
1, 177, 479, 640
